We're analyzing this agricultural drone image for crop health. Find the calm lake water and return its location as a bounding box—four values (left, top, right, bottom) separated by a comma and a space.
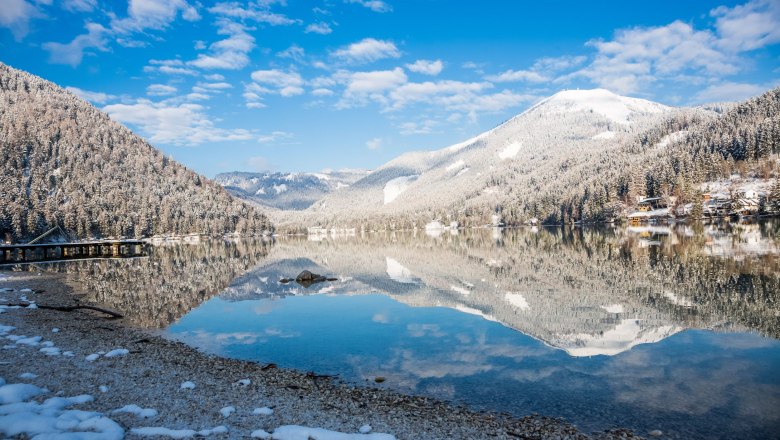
42, 222, 780, 439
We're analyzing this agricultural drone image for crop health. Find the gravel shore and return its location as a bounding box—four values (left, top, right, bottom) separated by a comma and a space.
0, 271, 643, 440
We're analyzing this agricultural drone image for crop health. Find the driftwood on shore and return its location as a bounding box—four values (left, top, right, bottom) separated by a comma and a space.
10, 302, 124, 319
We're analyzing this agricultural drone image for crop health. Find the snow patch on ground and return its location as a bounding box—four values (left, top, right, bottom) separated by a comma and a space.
113, 404, 159, 418
450, 285, 470, 296
498, 142, 522, 160
131, 425, 228, 438
445, 159, 465, 171
253, 406, 274, 416
530, 89, 668, 124
180, 381, 196, 390
0, 384, 123, 440
386, 257, 417, 284
591, 131, 616, 140
655, 130, 688, 148
220, 406, 235, 418
383, 175, 418, 204
266, 425, 396, 440
601, 304, 624, 314
505, 293, 530, 311
104, 348, 129, 358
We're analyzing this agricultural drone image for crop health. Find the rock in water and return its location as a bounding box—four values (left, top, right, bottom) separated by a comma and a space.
296, 270, 319, 281
649, 429, 663, 437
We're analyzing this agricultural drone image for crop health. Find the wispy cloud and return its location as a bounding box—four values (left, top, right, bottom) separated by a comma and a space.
332, 38, 401, 64
66, 86, 116, 104
146, 84, 178, 96
305, 22, 332, 35
0, 0, 40, 41
567, 0, 780, 94
406, 59, 443, 76
104, 99, 254, 145
345, 0, 392, 13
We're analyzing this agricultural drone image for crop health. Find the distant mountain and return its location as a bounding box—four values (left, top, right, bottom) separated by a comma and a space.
269, 87, 779, 230
215, 169, 370, 210
0, 62, 272, 242
271, 89, 684, 228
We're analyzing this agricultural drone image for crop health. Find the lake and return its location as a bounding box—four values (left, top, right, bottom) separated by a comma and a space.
42, 221, 780, 439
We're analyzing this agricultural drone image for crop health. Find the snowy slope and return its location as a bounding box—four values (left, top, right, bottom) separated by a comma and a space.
216, 169, 369, 210
295, 89, 675, 226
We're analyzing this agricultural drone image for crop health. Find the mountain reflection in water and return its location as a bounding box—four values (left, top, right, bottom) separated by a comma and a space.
45, 221, 780, 439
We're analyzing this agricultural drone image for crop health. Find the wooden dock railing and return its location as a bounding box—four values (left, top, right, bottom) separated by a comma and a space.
0, 240, 147, 265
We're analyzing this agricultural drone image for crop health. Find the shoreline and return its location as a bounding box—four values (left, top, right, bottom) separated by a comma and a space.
0, 271, 642, 439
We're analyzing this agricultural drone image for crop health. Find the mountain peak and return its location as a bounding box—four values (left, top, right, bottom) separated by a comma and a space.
527, 88, 670, 124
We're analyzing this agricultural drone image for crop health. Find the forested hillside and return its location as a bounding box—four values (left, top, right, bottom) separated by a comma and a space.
0, 63, 272, 242
267, 88, 780, 231
535, 87, 780, 224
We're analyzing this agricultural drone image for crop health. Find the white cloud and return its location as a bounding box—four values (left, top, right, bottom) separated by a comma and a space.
189, 20, 254, 70
245, 69, 304, 106
305, 22, 332, 34
258, 131, 293, 143
208, 2, 299, 26
692, 81, 768, 103
366, 137, 383, 150
712, 0, 780, 51
144, 59, 199, 76
146, 84, 178, 96
332, 38, 400, 64
62, 0, 97, 13
387, 80, 491, 109
346, 0, 392, 13
569, 1, 780, 95
572, 21, 736, 94
0, 0, 38, 41
250, 69, 304, 90
194, 40, 206, 50
337, 67, 407, 108
406, 59, 443, 76
204, 73, 225, 81
531, 55, 587, 73
485, 69, 547, 83
399, 119, 438, 135
66, 86, 116, 104
42, 22, 109, 67
200, 82, 233, 89
312, 88, 335, 96
278, 44, 305, 62
110, 0, 200, 34
103, 100, 254, 145
42, 0, 199, 66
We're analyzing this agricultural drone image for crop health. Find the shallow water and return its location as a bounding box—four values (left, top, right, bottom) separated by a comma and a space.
49, 221, 780, 439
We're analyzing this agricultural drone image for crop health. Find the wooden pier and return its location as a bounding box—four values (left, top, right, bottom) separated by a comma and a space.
0, 240, 147, 265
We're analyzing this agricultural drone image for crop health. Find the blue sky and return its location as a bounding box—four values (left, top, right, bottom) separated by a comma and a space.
1, 0, 779, 177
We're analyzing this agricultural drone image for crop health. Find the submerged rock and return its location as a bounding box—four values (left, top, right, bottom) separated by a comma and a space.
279, 270, 338, 288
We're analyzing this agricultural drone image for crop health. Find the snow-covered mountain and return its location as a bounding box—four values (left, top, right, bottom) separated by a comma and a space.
273, 89, 679, 228
215, 169, 370, 210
